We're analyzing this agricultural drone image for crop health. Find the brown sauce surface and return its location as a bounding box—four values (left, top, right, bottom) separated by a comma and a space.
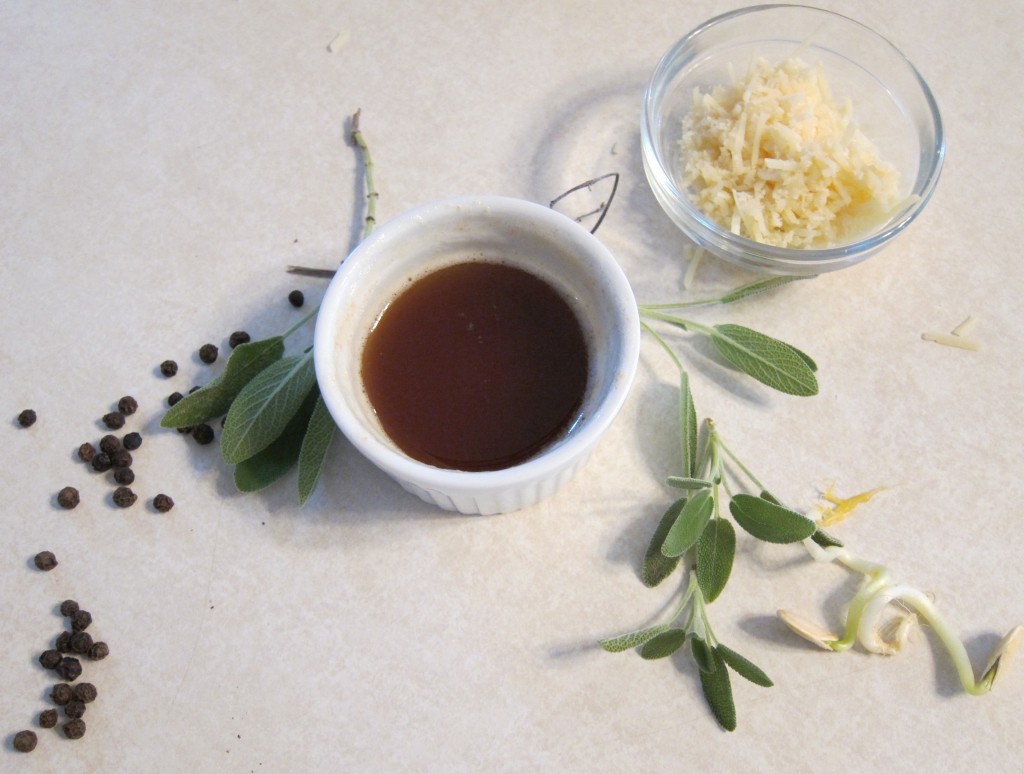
361, 261, 589, 471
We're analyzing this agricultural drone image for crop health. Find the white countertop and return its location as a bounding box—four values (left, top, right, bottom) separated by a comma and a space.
2, 1, 1022, 771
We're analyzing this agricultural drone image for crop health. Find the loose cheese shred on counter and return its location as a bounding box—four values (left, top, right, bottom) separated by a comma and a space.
679, 57, 902, 248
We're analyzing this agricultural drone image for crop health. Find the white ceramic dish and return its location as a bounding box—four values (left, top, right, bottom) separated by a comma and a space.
313, 195, 640, 515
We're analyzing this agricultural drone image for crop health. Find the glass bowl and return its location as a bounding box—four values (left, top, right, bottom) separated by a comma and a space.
641, 4, 944, 275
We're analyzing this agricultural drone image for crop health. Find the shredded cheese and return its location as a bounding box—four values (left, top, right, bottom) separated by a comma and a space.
679, 57, 902, 248
922, 315, 980, 351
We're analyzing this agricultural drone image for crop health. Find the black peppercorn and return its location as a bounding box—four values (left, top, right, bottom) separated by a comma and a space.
55, 656, 82, 681
17, 409, 37, 428
192, 423, 215, 445
176, 425, 193, 434
160, 359, 178, 377
63, 718, 86, 740
64, 699, 86, 719
60, 599, 79, 617
72, 682, 97, 703
39, 649, 63, 669
91, 452, 112, 472
113, 467, 135, 486
117, 395, 138, 415
77, 442, 97, 462
122, 431, 143, 451
153, 493, 175, 513
70, 609, 92, 632
87, 641, 109, 661
69, 631, 93, 654
13, 729, 37, 752
288, 289, 304, 307
167, 391, 184, 407
99, 434, 121, 454
198, 343, 219, 364
229, 330, 251, 348
55, 630, 73, 653
110, 449, 133, 469
189, 385, 201, 394
34, 551, 58, 571
102, 411, 125, 430
39, 708, 58, 729
57, 486, 80, 509
112, 486, 137, 508
51, 683, 74, 705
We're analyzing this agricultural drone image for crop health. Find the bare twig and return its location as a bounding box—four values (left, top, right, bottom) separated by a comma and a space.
549, 172, 620, 234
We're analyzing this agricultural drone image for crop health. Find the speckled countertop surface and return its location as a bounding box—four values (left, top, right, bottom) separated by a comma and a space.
2, 1, 1022, 771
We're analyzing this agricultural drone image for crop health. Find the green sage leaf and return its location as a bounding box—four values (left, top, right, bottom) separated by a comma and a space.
785, 341, 818, 373
811, 526, 844, 548
599, 623, 671, 653
718, 275, 805, 304
690, 636, 716, 673
759, 489, 781, 505
680, 369, 698, 478
233, 384, 319, 492
221, 352, 317, 465
639, 628, 689, 660
700, 647, 737, 731
297, 394, 337, 506
709, 324, 818, 396
161, 337, 285, 428
696, 517, 735, 603
642, 498, 686, 587
662, 489, 714, 558
666, 476, 714, 490
716, 644, 773, 687
729, 493, 817, 544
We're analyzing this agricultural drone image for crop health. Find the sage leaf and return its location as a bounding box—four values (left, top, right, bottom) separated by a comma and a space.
718, 275, 805, 304
785, 341, 818, 373
709, 324, 818, 396
297, 393, 337, 506
759, 489, 781, 505
233, 385, 319, 492
690, 636, 716, 673
696, 517, 735, 603
662, 489, 714, 558
730, 493, 817, 544
640, 628, 689, 660
680, 369, 698, 477
599, 623, 671, 653
161, 337, 285, 428
666, 476, 714, 490
221, 351, 317, 465
642, 498, 686, 587
699, 647, 737, 731
716, 644, 773, 687
811, 526, 844, 548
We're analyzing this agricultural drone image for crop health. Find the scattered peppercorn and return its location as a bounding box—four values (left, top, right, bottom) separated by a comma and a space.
110, 449, 133, 469
55, 631, 73, 653
17, 409, 37, 428
73, 682, 97, 703
69, 631, 93, 654
77, 442, 97, 462
229, 330, 251, 348
176, 425, 193, 434
101, 411, 125, 430
160, 359, 178, 377
39, 649, 63, 670
34, 551, 58, 571
60, 599, 79, 617
87, 642, 109, 661
153, 493, 175, 513
112, 486, 137, 508
70, 610, 92, 632
91, 452, 112, 473
122, 431, 143, 451
167, 391, 184, 407
62, 718, 86, 740
55, 656, 82, 681
51, 683, 73, 705
288, 289, 304, 307
192, 424, 215, 445
99, 434, 121, 454
39, 708, 58, 729
189, 385, 201, 394
64, 699, 86, 719
57, 486, 80, 510
13, 729, 37, 752
117, 395, 138, 415
198, 343, 219, 364
113, 467, 135, 486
